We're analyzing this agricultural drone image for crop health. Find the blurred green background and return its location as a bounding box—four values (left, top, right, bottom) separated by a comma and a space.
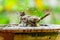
0, 0, 60, 24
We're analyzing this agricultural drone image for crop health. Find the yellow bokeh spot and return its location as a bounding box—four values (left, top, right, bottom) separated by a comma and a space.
35, 0, 44, 10
5, 0, 17, 11
0, 6, 3, 12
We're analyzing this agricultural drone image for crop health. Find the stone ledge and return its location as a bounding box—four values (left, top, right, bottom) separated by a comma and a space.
0, 25, 60, 33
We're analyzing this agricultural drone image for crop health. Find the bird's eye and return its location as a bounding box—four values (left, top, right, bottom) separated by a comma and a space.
34, 19, 37, 20
23, 18, 26, 20
21, 18, 26, 20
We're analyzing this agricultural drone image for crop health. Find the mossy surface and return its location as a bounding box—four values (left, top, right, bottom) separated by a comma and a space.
14, 32, 59, 40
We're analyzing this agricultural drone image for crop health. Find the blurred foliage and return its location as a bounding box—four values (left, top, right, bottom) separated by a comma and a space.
0, 0, 60, 24
0, 11, 9, 24
26, 7, 44, 17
